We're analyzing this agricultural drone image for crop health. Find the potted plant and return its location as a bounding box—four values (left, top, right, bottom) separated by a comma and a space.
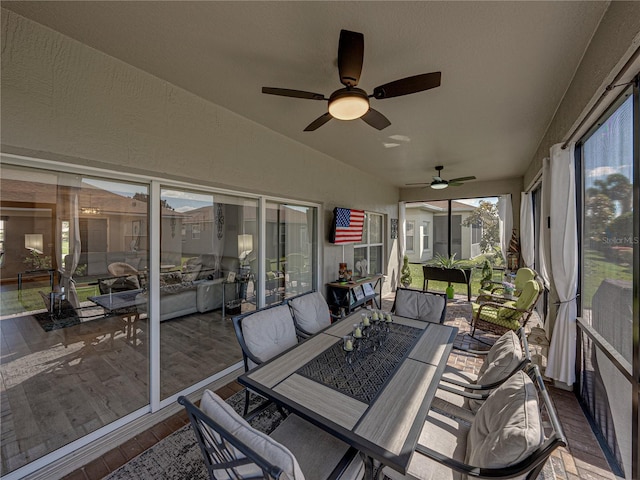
480, 259, 493, 291
400, 255, 412, 288
422, 253, 471, 301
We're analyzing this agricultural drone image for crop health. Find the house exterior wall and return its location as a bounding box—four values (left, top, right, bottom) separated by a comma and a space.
405, 209, 435, 263
0, 8, 400, 297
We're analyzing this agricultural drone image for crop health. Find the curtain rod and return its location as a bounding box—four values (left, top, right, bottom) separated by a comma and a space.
561, 45, 640, 149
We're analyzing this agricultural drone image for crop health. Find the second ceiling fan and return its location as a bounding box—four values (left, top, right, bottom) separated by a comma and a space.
406, 166, 476, 189
262, 29, 441, 131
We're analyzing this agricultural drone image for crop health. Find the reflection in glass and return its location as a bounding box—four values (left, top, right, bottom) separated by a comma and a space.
264, 203, 316, 302
580, 94, 633, 477
0, 165, 149, 475
158, 189, 254, 399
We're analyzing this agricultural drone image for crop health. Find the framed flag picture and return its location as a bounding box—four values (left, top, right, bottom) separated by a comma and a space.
330, 207, 364, 244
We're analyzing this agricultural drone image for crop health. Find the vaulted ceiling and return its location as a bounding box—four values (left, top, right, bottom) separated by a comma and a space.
2, 1, 609, 187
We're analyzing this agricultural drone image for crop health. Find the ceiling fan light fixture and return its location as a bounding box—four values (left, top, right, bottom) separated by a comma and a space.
430, 181, 448, 190
328, 88, 369, 120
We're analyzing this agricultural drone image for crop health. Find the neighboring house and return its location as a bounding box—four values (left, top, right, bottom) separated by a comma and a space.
405, 200, 481, 263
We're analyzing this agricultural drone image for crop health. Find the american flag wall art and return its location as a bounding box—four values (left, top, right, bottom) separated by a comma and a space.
330, 207, 364, 244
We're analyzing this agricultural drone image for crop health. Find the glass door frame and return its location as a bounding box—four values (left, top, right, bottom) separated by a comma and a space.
0, 153, 322, 479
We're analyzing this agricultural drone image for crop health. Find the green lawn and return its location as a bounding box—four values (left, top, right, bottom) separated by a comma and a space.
582, 248, 633, 309
405, 254, 505, 298
0, 283, 99, 317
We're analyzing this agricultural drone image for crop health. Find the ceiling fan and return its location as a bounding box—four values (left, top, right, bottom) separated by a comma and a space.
406, 166, 477, 189
261, 29, 441, 131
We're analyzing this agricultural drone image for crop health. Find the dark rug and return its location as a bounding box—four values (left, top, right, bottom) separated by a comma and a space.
104, 391, 284, 480
33, 304, 106, 332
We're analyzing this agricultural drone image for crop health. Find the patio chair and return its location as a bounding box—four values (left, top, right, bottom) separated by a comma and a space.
471, 278, 542, 337
107, 261, 139, 277
232, 304, 299, 417
288, 291, 341, 339
178, 390, 364, 480
479, 267, 535, 297
432, 328, 532, 422
382, 365, 566, 480
391, 288, 447, 324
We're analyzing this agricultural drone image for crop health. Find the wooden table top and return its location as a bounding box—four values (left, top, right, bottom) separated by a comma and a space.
238, 312, 457, 476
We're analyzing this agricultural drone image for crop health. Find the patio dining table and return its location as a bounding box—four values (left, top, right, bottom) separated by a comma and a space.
238, 311, 458, 479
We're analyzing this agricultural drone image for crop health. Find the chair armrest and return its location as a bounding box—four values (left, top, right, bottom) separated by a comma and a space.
452, 345, 490, 356
437, 383, 491, 399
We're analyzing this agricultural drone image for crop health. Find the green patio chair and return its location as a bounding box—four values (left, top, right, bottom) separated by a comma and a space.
471, 278, 541, 337
478, 267, 535, 297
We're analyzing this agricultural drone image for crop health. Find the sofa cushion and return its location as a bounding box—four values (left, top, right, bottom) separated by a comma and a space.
182, 258, 202, 282
160, 271, 183, 286
200, 390, 304, 479
466, 371, 543, 473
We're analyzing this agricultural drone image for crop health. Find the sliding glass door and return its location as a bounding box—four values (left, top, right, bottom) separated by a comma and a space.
0, 165, 150, 475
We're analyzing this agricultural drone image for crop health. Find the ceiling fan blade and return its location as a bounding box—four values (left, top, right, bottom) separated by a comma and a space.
338, 30, 364, 87
304, 112, 333, 131
361, 108, 391, 130
405, 183, 430, 186
373, 72, 441, 99
262, 87, 326, 100
448, 176, 476, 183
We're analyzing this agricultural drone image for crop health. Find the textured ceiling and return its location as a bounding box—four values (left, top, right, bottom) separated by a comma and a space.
2, 1, 609, 187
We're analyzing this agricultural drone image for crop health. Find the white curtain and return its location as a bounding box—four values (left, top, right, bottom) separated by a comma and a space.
497, 195, 512, 265
546, 142, 578, 387
519, 192, 535, 268
538, 158, 552, 292
57, 182, 81, 308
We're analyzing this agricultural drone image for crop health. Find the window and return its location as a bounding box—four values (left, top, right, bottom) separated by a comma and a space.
421, 221, 430, 253
406, 221, 415, 252
577, 91, 635, 478
355, 212, 384, 274
265, 202, 317, 302
471, 223, 482, 244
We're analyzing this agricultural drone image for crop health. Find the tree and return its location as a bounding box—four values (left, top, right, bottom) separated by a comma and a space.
587, 173, 632, 214
585, 193, 614, 237
132, 192, 175, 211
461, 201, 499, 254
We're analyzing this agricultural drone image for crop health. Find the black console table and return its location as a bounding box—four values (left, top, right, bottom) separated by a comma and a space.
326, 274, 383, 315
18, 269, 57, 291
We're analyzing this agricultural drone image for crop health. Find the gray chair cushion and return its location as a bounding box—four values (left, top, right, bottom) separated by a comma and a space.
383, 409, 469, 480
271, 414, 364, 480
394, 289, 445, 323
289, 292, 331, 335
466, 371, 544, 474
200, 390, 304, 479
242, 304, 298, 369
468, 330, 523, 412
